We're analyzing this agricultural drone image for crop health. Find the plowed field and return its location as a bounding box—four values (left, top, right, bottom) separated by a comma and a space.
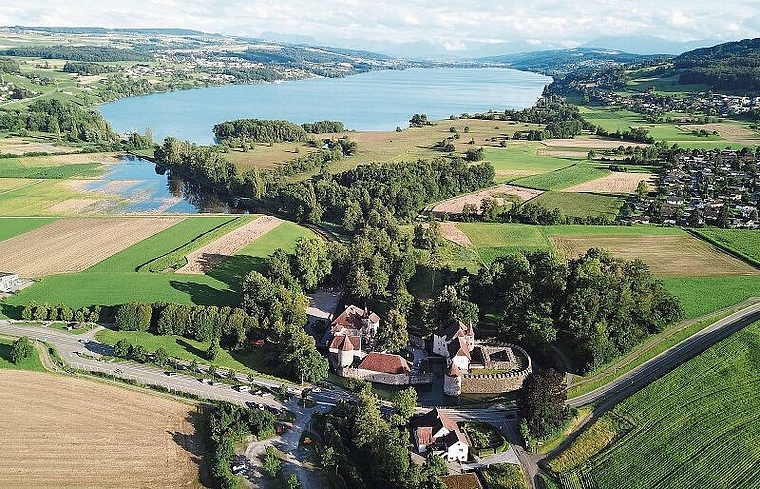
0, 217, 182, 277
550, 234, 759, 277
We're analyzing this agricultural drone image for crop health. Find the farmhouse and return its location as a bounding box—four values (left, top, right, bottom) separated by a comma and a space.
0, 272, 19, 292
411, 408, 469, 462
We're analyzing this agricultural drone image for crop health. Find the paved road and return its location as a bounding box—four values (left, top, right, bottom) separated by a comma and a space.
0, 321, 292, 409
3, 301, 760, 489
567, 301, 760, 407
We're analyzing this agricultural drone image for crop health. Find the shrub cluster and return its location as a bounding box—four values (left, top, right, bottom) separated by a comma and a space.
21, 301, 100, 323
114, 302, 257, 350
205, 402, 276, 489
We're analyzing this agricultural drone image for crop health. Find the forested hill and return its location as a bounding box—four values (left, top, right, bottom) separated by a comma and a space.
675, 38, 760, 91
476, 48, 663, 75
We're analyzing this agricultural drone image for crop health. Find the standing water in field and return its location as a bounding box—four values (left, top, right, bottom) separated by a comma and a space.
100, 68, 550, 144
81, 155, 243, 214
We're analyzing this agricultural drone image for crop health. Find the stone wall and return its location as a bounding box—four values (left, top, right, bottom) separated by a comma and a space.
461, 343, 532, 395
337, 367, 432, 386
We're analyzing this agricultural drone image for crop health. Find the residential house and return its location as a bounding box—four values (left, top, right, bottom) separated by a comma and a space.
411, 408, 469, 462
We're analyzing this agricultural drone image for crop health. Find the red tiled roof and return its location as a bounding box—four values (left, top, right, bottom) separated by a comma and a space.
329, 335, 358, 351
358, 352, 410, 375
331, 304, 380, 331
412, 408, 458, 434
416, 426, 434, 446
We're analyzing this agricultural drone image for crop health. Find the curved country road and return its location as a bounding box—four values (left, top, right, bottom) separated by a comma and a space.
1, 300, 759, 489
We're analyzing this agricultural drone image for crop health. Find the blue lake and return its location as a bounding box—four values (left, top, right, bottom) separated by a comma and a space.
100, 68, 550, 145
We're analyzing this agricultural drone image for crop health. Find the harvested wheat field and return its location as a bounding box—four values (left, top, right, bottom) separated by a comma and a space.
47, 198, 102, 213
542, 137, 648, 149
678, 123, 760, 143
432, 184, 543, 215
441, 222, 473, 247
550, 234, 760, 277
177, 215, 283, 274
561, 172, 656, 193
0, 370, 201, 488
0, 217, 182, 277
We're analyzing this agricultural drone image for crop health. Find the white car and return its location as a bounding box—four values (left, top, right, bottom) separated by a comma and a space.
311, 387, 322, 393
237, 385, 251, 392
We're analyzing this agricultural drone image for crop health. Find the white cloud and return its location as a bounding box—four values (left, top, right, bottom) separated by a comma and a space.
0, 0, 758, 54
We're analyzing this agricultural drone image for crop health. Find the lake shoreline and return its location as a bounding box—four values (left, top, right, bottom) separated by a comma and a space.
100, 67, 551, 145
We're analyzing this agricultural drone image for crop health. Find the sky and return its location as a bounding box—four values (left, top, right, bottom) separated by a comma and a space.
2, 0, 760, 57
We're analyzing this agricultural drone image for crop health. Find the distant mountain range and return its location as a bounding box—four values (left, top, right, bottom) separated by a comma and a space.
580, 35, 720, 55
475, 48, 665, 76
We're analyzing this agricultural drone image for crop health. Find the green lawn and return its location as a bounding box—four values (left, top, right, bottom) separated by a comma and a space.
0, 179, 92, 215
0, 161, 102, 179
456, 222, 551, 264
484, 144, 577, 181
0, 338, 45, 372
1, 272, 237, 318
578, 106, 724, 143
87, 216, 237, 273
661, 276, 760, 319
531, 192, 624, 219
512, 165, 610, 191
95, 329, 272, 376
480, 463, 528, 489
0, 217, 57, 241
208, 221, 315, 290
691, 228, 760, 268
553, 320, 760, 489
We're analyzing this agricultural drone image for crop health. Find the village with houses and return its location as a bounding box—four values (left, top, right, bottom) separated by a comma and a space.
630, 148, 760, 228
591, 88, 760, 118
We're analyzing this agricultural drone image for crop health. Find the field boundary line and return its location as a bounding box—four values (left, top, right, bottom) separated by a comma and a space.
686, 228, 760, 270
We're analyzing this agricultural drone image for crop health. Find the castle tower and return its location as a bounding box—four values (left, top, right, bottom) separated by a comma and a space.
443, 362, 463, 397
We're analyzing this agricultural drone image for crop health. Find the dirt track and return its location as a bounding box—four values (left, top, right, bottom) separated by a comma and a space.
441, 222, 474, 247
0, 370, 201, 488
0, 217, 182, 277
432, 184, 543, 215
177, 215, 283, 274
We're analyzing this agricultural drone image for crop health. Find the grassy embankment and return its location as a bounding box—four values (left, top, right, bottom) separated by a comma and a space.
0, 338, 45, 372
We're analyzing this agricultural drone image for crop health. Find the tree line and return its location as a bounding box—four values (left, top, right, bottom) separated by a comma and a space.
62, 62, 114, 75
0, 46, 152, 62
213, 119, 309, 143
21, 301, 101, 323
0, 99, 119, 148
302, 120, 344, 133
